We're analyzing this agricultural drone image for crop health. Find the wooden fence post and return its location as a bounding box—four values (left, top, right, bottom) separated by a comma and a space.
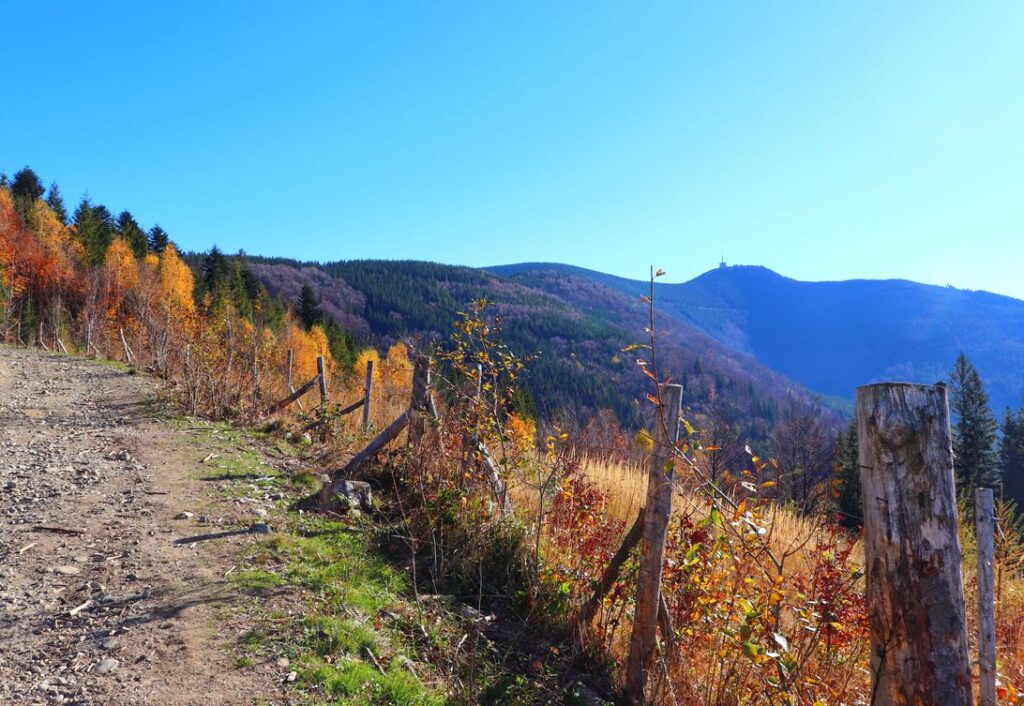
626, 383, 682, 703
362, 359, 374, 432
856, 383, 972, 706
409, 355, 430, 449
976, 486, 996, 706
316, 355, 328, 406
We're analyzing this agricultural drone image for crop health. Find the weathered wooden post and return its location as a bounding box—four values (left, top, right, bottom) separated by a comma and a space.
362, 360, 374, 432
626, 383, 682, 703
976, 486, 996, 706
316, 355, 328, 406
856, 383, 972, 706
409, 355, 431, 449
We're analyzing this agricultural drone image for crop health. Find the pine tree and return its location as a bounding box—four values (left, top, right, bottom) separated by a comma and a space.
201, 245, 230, 308
297, 283, 323, 329
10, 166, 45, 222
833, 419, 862, 527
45, 183, 68, 224
116, 211, 148, 258
949, 352, 1000, 492
148, 225, 170, 253
1000, 408, 1024, 508
73, 197, 115, 265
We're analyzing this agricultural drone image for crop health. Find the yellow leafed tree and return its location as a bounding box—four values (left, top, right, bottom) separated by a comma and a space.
104, 238, 139, 315
354, 348, 380, 389
381, 341, 413, 394
157, 245, 195, 315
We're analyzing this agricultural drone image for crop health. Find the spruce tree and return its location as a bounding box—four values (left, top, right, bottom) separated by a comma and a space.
73, 197, 115, 265
201, 246, 230, 308
297, 284, 323, 329
148, 225, 169, 253
1000, 408, 1024, 508
833, 419, 862, 527
46, 182, 68, 224
10, 166, 45, 222
116, 210, 148, 258
949, 352, 1000, 492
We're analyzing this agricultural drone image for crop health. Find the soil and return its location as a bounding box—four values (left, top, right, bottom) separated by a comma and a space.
0, 346, 284, 706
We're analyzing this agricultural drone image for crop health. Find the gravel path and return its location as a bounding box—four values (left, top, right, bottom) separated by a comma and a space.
0, 347, 279, 705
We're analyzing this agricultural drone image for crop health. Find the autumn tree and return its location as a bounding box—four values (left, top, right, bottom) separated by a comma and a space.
949, 352, 1000, 492
104, 238, 139, 318
157, 244, 195, 315
770, 400, 836, 513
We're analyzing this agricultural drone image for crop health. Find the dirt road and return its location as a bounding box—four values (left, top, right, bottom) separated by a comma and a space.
0, 347, 280, 705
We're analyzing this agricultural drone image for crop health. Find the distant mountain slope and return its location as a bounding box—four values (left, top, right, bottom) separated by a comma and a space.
491, 263, 1024, 413
248, 258, 839, 444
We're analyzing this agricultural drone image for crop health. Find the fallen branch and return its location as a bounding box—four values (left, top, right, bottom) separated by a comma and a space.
32, 525, 85, 536
68, 599, 93, 616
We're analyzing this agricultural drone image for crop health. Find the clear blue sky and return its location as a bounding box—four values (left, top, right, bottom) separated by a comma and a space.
3, 2, 1022, 297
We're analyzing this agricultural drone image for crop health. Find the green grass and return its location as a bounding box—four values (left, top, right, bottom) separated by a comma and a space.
181, 415, 565, 705
232, 515, 452, 705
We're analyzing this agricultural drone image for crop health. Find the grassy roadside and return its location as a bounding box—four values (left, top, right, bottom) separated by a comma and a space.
176, 416, 575, 706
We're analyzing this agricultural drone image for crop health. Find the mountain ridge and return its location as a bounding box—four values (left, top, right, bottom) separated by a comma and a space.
491, 262, 1024, 413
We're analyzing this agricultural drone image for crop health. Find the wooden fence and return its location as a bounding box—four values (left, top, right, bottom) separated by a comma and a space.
268, 353, 373, 431
310, 358, 1000, 705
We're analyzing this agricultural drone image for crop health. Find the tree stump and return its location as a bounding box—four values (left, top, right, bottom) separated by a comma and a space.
856, 382, 972, 706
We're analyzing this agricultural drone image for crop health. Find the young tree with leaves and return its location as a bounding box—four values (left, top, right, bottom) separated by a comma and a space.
949, 352, 1000, 492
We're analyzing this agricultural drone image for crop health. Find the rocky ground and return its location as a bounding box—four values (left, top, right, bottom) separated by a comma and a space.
0, 346, 283, 705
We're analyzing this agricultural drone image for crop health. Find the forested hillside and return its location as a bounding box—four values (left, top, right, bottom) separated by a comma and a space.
492, 262, 1024, 414
244, 257, 841, 453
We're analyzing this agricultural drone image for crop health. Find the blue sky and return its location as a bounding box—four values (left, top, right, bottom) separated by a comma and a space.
2, 2, 1022, 297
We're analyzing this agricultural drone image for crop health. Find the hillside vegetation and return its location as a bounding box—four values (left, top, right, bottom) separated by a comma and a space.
2, 165, 1022, 704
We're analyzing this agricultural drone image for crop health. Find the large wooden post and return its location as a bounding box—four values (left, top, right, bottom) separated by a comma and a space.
976, 487, 996, 706
626, 383, 682, 703
316, 355, 328, 406
362, 360, 374, 432
409, 355, 431, 449
856, 383, 972, 706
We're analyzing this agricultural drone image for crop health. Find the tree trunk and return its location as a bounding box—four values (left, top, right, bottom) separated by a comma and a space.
976, 487, 996, 706
626, 384, 682, 703
856, 382, 972, 706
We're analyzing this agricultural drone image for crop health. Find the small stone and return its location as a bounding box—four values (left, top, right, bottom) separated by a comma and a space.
276, 657, 290, 668
286, 671, 297, 682
251, 507, 268, 518
94, 658, 119, 674
197, 515, 210, 524
173, 512, 193, 521
55, 566, 80, 576
101, 637, 119, 650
